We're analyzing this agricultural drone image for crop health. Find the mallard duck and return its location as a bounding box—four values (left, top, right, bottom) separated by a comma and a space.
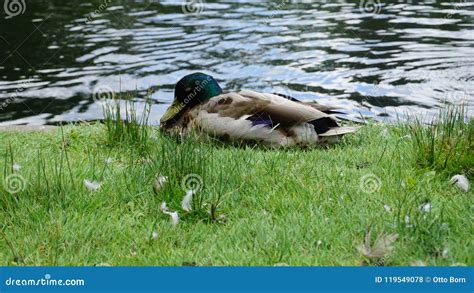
160, 72, 359, 147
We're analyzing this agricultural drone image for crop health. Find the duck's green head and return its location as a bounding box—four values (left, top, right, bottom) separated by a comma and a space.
160, 72, 223, 126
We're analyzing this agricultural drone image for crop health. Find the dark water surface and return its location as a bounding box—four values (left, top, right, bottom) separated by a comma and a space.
0, 0, 473, 125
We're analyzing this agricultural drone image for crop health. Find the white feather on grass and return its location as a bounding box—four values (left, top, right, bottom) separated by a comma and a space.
160, 201, 169, 213
357, 231, 398, 259
154, 174, 168, 193
159, 201, 180, 226
399, 134, 411, 140
420, 202, 432, 213
169, 212, 180, 226
410, 260, 427, 266
160, 202, 169, 213
84, 179, 101, 191
181, 190, 194, 212
450, 174, 470, 192
12, 163, 21, 172
152, 231, 158, 240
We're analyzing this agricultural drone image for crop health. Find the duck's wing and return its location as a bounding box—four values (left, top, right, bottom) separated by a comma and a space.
238, 90, 331, 127
193, 92, 288, 145
238, 90, 361, 135
198, 90, 359, 136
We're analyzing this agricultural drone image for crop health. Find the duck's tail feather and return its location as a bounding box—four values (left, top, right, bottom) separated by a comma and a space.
318, 126, 361, 137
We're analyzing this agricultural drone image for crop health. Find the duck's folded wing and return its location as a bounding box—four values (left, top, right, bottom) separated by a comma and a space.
198, 91, 359, 137
238, 90, 353, 135
195, 93, 287, 144
238, 90, 330, 125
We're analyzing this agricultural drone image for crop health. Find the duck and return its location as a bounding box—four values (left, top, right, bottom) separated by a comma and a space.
160, 72, 360, 147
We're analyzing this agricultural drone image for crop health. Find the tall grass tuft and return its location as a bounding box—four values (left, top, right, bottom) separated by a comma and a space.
103, 91, 152, 153
402, 104, 473, 177
150, 136, 211, 217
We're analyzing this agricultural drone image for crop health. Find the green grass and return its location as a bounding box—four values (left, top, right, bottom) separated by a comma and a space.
400, 104, 473, 179
103, 93, 152, 154
0, 108, 472, 266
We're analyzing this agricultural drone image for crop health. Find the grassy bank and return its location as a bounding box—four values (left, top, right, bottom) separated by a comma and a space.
0, 110, 472, 266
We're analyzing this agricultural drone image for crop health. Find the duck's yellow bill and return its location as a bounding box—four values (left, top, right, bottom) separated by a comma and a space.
160, 99, 184, 125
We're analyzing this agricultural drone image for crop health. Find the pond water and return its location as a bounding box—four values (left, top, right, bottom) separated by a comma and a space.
0, 0, 473, 125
